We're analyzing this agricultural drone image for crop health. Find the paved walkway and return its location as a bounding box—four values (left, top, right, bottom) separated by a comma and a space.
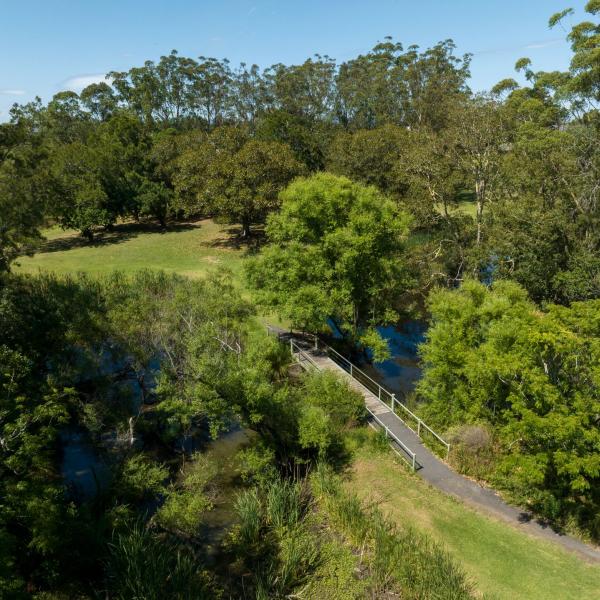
286, 334, 600, 563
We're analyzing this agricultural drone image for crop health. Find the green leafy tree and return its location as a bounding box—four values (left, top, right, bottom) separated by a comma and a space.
80, 81, 117, 121
447, 97, 506, 247
204, 139, 302, 237
548, 2, 600, 109
336, 39, 470, 130
326, 124, 409, 198
46, 143, 113, 240
172, 126, 247, 217
0, 163, 44, 271
485, 72, 600, 302
418, 280, 600, 533
135, 178, 174, 227
246, 173, 413, 345
266, 56, 336, 118
256, 108, 330, 171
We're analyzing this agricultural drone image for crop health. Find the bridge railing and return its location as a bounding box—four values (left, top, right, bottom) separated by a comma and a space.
289, 339, 320, 371
289, 338, 417, 471
266, 326, 449, 459
316, 338, 450, 459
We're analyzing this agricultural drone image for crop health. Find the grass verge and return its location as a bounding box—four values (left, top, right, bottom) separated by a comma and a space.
344, 434, 600, 600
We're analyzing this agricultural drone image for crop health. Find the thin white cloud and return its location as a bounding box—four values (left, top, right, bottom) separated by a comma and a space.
525, 39, 562, 50
475, 37, 564, 56
0, 89, 26, 96
61, 73, 109, 92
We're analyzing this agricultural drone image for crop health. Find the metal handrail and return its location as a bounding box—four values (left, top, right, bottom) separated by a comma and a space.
364, 403, 417, 471
288, 337, 417, 471
319, 338, 450, 458
290, 339, 320, 371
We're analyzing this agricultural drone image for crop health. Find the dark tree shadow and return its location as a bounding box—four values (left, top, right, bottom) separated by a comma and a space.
41, 221, 197, 254
203, 224, 266, 254
516, 511, 566, 535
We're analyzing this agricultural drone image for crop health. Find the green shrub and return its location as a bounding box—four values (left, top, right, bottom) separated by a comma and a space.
118, 454, 168, 503
155, 453, 217, 537
236, 442, 278, 486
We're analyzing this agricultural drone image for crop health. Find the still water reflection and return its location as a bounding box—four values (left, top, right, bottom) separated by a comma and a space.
359, 320, 427, 400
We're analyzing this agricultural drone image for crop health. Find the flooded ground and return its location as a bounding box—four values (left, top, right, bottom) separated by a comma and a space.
61, 429, 111, 500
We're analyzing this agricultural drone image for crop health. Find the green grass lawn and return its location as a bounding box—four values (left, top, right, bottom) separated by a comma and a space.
454, 199, 478, 219
16, 219, 247, 280
15, 219, 290, 327
345, 443, 600, 600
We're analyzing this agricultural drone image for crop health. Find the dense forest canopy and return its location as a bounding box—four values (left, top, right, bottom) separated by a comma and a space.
1, 2, 600, 598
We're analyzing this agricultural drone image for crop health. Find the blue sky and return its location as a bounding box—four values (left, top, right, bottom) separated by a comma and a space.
0, 0, 586, 120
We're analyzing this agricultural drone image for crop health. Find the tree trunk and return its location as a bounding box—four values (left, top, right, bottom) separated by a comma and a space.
241, 218, 251, 238
475, 179, 485, 245
128, 417, 135, 446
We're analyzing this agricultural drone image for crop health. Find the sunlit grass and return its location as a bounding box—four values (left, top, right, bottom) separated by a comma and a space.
16, 219, 246, 281
345, 438, 600, 600
15, 218, 289, 328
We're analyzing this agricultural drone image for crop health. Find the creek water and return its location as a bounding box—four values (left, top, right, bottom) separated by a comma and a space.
61, 429, 111, 500
364, 320, 427, 399
327, 317, 427, 400
61, 422, 253, 552
200, 427, 256, 556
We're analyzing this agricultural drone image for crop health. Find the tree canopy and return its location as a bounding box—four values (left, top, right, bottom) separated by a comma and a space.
418, 279, 600, 531
246, 173, 412, 355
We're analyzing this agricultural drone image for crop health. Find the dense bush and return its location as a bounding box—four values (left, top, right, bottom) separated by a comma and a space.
419, 280, 600, 536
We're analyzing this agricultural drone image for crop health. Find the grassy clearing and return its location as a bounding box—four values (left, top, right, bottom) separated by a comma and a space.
15, 219, 290, 329
16, 219, 247, 281
344, 438, 600, 600
453, 199, 478, 219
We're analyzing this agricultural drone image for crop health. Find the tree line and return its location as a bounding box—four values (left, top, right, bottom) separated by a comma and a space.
2, 5, 599, 305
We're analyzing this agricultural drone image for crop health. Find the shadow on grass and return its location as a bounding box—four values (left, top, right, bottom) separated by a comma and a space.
205, 224, 266, 253
40, 221, 198, 254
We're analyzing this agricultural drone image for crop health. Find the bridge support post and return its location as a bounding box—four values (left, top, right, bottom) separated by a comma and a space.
391, 393, 396, 412
417, 419, 421, 437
